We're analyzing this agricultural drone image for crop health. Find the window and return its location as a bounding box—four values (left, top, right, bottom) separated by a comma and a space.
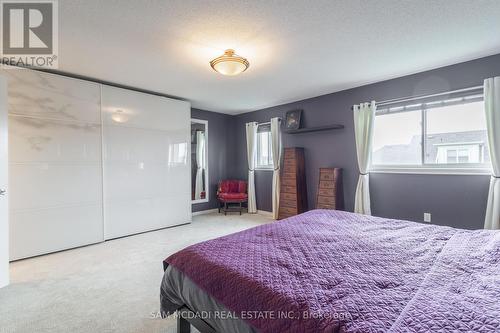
372, 110, 422, 165
256, 124, 273, 169
372, 90, 490, 173
437, 144, 484, 164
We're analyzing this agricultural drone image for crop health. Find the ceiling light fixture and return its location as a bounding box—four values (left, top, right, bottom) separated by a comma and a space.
210, 49, 249, 76
111, 109, 129, 123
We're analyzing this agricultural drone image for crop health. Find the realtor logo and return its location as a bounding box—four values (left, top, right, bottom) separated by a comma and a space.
1, 0, 58, 68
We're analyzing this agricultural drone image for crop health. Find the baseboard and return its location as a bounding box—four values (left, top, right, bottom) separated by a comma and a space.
192, 208, 218, 216
0, 276, 8, 289
257, 210, 273, 218
193, 208, 273, 218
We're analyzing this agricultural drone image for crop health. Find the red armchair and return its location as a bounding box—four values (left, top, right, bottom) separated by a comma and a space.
217, 180, 248, 215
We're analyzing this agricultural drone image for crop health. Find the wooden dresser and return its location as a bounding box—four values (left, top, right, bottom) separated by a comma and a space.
278, 147, 308, 219
316, 168, 344, 210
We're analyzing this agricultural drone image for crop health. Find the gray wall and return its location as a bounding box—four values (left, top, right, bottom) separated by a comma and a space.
230, 54, 500, 229
191, 108, 236, 212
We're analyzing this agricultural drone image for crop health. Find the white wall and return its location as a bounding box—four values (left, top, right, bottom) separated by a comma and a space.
0, 77, 8, 287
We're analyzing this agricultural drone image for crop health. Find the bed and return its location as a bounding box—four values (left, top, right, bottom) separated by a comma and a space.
160, 209, 500, 333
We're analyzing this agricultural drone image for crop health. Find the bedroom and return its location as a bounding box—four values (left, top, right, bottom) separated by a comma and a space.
0, 1, 499, 332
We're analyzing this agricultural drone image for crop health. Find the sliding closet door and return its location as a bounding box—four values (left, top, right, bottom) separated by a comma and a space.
0, 76, 8, 286
6, 69, 103, 260
101, 86, 191, 239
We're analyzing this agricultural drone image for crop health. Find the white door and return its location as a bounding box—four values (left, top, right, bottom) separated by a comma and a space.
6, 69, 103, 260
0, 76, 8, 288
101, 85, 192, 239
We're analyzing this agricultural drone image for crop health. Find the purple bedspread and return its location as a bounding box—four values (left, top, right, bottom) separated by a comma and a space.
165, 210, 500, 332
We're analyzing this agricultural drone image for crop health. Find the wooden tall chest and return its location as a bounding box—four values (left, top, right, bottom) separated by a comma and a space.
278, 147, 308, 219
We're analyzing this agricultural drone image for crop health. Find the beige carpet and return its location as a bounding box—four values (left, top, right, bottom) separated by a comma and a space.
0, 212, 272, 333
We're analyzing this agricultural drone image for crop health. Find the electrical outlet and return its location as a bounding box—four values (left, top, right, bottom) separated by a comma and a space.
424, 213, 431, 223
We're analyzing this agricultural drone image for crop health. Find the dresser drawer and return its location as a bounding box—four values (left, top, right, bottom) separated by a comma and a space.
279, 147, 306, 217
283, 163, 296, 173
316, 168, 343, 211
319, 180, 335, 189
281, 185, 297, 194
281, 172, 296, 180
316, 203, 335, 210
320, 172, 335, 181
281, 178, 296, 187
280, 199, 297, 208
279, 206, 298, 215
318, 188, 335, 197
281, 192, 296, 201
278, 212, 294, 220
283, 158, 296, 168
317, 196, 334, 205
284, 149, 296, 160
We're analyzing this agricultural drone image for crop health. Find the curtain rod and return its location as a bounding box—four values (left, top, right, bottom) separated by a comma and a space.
258, 118, 281, 126
351, 85, 483, 110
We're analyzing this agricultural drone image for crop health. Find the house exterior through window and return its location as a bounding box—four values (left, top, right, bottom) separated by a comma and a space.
371, 88, 491, 173
435, 143, 485, 164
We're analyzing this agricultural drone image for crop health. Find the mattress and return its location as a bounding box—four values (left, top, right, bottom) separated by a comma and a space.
161, 209, 500, 332
161, 264, 256, 332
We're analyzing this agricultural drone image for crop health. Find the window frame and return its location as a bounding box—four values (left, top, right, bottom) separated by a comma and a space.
255, 124, 274, 171
370, 92, 491, 175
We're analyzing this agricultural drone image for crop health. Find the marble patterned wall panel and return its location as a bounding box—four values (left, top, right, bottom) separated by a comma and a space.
101, 85, 191, 240
5, 68, 101, 123
8, 116, 102, 163
3, 69, 103, 260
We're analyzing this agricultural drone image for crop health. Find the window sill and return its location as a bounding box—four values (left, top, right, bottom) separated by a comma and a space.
370, 167, 491, 176
255, 167, 274, 171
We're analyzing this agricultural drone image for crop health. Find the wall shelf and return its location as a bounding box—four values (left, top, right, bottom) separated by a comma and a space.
284, 124, 344, 134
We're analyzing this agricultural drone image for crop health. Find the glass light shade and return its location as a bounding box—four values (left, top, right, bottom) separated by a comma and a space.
111, 110, 129, 123
213, 60, 247, 76
210, 49, 249, 76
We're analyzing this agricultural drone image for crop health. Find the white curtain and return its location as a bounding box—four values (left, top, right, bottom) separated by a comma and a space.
194, 131, 206, 200
484, 77, 500, 230
271, 117, 282, 219
246, 122, 258, 213
353, 101, 376, 215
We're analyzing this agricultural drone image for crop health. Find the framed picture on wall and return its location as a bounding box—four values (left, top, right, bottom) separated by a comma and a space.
285, 109, 302, 130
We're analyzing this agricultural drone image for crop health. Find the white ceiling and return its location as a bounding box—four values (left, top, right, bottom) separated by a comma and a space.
58, 0, 500, 114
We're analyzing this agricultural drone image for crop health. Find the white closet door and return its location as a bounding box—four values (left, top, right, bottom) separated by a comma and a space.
101, 85, 191, 239
6, 69, 103, 260
0, 76, 8, 287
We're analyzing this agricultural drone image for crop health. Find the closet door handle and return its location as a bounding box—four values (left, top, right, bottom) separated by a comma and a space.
0, 189, 5, 196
